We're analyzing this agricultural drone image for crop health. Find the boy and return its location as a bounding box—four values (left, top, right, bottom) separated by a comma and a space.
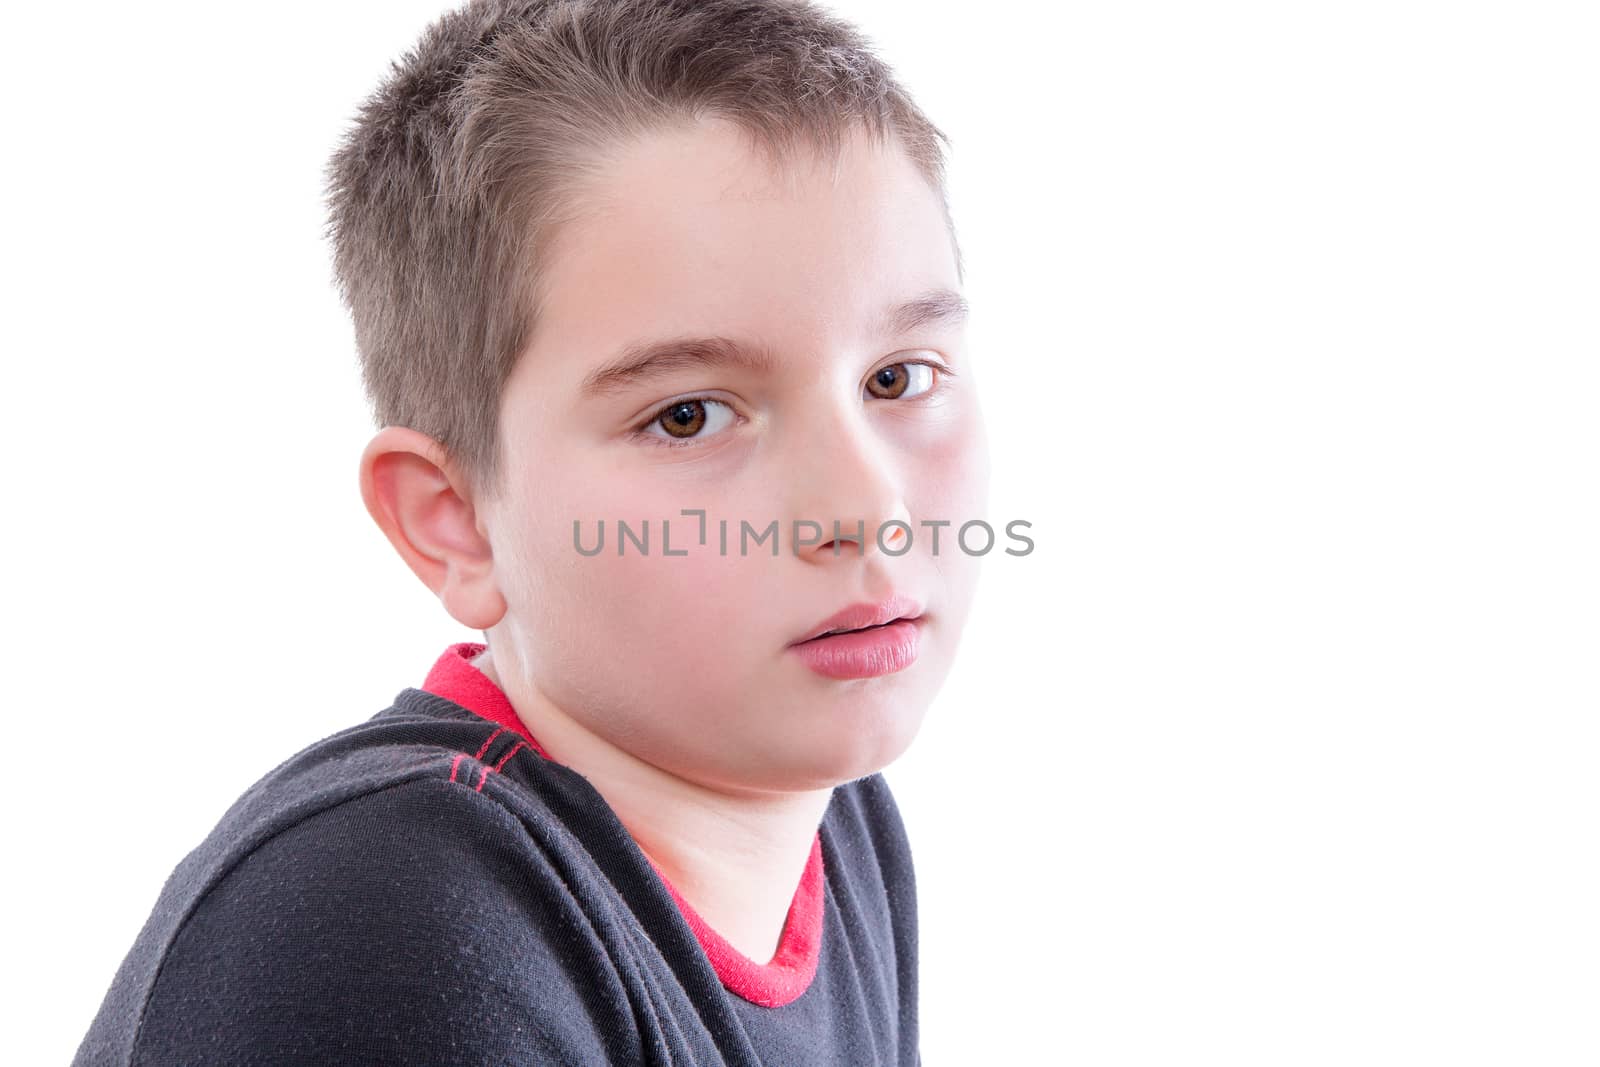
73, 0, 989, 1062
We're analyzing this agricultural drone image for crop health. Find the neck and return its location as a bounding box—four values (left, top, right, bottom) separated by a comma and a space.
470, 647, 831, 964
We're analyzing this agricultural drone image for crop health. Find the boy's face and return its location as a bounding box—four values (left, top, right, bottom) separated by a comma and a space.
480, 116, 989, 792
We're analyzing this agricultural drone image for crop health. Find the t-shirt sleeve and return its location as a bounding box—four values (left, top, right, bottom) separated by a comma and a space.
128, 775, 643, 1067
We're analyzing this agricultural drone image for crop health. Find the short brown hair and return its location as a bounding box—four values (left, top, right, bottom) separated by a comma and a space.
324, 0, 961, 502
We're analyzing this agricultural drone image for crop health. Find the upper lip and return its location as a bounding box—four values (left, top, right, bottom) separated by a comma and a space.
790, 593, 925, 645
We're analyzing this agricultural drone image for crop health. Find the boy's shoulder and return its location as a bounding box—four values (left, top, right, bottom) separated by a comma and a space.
72, 688, 639, 1065
73, 650, 918, 1065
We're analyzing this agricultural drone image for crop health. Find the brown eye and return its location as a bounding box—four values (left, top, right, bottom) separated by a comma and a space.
659, 400, 706, 438
638, 396, 737, 446
866, 361, 938, 400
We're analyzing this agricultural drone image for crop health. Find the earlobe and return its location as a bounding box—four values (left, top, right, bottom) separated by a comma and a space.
357, 426, 507, 630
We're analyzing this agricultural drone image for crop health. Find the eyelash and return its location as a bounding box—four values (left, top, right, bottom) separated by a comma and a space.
630, 358, 958, 450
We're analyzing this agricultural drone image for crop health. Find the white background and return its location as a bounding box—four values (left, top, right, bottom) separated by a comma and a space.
4, 1, 1596, 1063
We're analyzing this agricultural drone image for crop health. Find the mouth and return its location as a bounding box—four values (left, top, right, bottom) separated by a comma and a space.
786, 605, 926, 679
798, 618, 913, 642
789, 592, 925, 646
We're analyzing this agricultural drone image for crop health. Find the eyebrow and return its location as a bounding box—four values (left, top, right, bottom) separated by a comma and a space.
577, 287, 970, 401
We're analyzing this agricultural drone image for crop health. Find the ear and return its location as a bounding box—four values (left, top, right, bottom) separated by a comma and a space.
357, 426, 506, 630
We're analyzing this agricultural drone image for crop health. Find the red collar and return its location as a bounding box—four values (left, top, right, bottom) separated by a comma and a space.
421, 641, 824, 1008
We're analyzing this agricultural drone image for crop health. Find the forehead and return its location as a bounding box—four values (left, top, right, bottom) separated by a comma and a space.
525, 117, 959, 387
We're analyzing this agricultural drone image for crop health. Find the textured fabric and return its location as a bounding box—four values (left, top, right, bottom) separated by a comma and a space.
71, 644, 920, 1066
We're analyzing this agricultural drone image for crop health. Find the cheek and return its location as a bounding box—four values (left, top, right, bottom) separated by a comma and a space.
909, 399, 992, 524
519, 466, 771, 685
906, 402, 991, 641
537, 528, 787, 774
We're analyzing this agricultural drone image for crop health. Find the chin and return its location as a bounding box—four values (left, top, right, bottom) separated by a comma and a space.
766, 714, 926, 791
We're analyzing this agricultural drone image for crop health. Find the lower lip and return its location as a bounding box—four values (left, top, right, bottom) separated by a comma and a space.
788, 617, 922, 679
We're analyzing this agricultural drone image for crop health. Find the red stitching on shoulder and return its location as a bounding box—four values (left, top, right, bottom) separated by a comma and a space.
474, 740, 529, 792
473, 726, 506, 760
493, 740, 528, 772
447, 726, 509, 788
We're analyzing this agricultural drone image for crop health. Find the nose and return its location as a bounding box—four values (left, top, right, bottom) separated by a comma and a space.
786, 406, 910, 563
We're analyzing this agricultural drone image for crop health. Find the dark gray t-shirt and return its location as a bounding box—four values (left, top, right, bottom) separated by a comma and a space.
71, 642, 920, 1066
